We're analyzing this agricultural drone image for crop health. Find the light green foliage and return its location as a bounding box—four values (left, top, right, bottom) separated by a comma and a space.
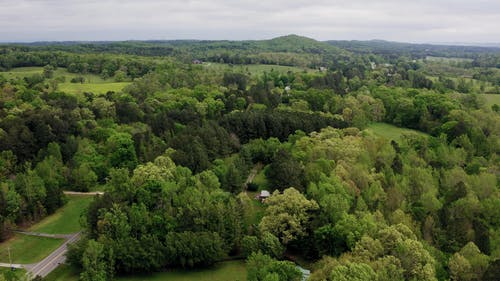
247, 252, 301, 281
106, 132, 138, 170
71, 163, 97, 192
329, 262, 377, 281
448, 242, 490, 281
259, 188, 319, 244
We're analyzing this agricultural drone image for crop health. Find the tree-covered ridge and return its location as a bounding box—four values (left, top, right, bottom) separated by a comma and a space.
0, 38, 498, 280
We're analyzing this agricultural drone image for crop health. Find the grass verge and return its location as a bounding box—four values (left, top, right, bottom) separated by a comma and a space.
0, 234, 64, 264
28, 195, 93, 234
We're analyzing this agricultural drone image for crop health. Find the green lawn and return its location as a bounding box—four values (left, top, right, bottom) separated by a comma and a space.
366, 122, 428, 141
58, 82, 131, 95
0, 234, 64, 264
480, 94, 500, 107
117, 261, 247, 281
45, 261, 246, 281
28, 195, 93, 234
44, 264, 79, 281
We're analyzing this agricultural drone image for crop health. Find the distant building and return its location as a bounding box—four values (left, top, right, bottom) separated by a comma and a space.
255, 190, 270, 201
192, 59, 203, 64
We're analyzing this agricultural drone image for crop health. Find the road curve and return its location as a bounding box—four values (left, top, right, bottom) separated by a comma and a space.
28, 232, 81, 278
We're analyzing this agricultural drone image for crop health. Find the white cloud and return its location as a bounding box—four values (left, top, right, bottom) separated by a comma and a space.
0, 0, 499, 42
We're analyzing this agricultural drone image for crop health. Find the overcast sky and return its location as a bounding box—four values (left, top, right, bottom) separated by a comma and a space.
1, 0, 499, 43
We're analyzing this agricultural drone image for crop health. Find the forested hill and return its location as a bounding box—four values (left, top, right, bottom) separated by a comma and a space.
9, 35, 343, 54
327, 39, 500, 61
1, 35, 348, 68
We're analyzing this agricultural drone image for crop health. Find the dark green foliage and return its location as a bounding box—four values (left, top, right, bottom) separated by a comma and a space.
221, 110, 347, 143
265, 149, 304, 192
165, 231, 224, 268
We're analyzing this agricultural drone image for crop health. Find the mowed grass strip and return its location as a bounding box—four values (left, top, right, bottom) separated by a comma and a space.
116, 260, 247, 281
0, 234, 64, 264
43, 264, 79, 281
58, 82, 131, 95
28, 195, 94, 234
366, 122, 428, 141
44, 261, 247, 281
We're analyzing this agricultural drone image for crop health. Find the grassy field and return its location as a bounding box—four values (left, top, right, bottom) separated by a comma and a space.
0, 234, 64, 264
28, 195, 94, 234
366, 122, 428, 141
0, 67, 131, 95
480, 94, 500, 107
203, 63, 314, 75
0, 66, 44, 79
45, 261, 246, 281
58, 82, 131, 95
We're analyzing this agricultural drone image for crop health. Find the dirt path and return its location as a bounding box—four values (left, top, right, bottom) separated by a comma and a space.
13, 231, 72, 239
63, 191, 104, 196
244, 163, 263, 188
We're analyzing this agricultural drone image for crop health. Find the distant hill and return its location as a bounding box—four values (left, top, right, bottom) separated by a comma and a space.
325, 39, 500, 59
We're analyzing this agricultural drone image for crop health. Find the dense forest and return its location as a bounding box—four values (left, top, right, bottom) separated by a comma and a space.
0, 35, 499, 281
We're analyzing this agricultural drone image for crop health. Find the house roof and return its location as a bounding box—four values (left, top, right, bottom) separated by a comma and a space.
260, 190, 270, 197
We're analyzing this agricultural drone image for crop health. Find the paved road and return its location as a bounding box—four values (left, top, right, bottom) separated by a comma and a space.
27, 232, 81, 278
